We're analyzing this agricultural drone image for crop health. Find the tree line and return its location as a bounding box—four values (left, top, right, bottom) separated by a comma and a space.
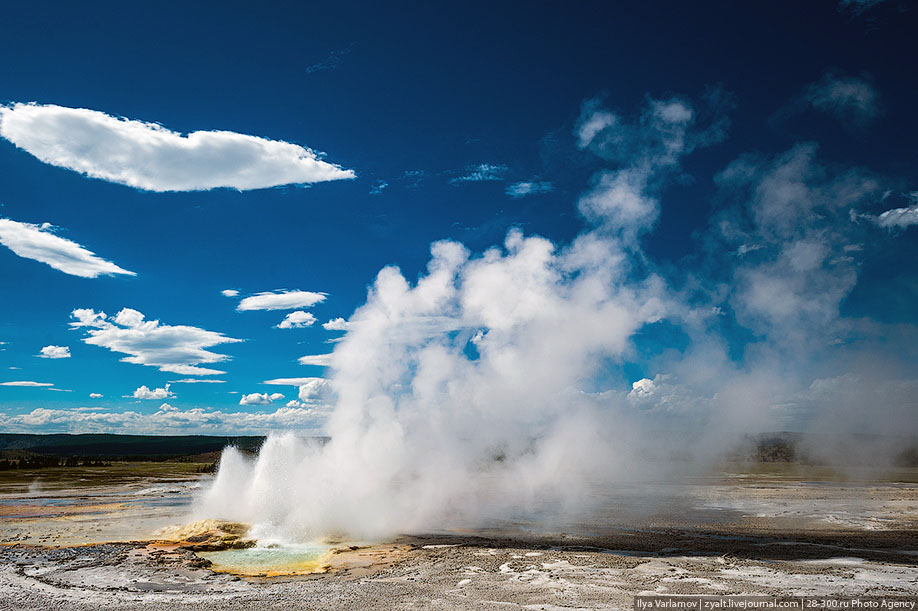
0, 456, 112, 470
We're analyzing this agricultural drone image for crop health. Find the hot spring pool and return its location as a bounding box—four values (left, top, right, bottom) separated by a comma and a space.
198, 542, 332, 576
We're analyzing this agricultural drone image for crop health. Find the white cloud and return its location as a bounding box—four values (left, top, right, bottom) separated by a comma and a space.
237, 290, 327, 311
239, 391, 285, 406
0, 403, 328, 434
369, 179, 388, 195
0, 218, 135, 278
872, 195, 918, 230
298, 353, 334, 366
266, 377, 332, 408
296, 378, 332, 403
89, 392, 103, 398
169, 378, 227, 384
130, 384, 174, 400
505, 181, 554, 198
629, 378, 656, 397
0, 381, 53, 387
0, 102, 355, 192
70, 307, 241, 375
624, 374, 712, 414
322, 317, 349, 331
277, 311, 317, 329
38, 345, 70, 359
264, 377, 322, 385
221, 289, 240, 297
450, 163, 508, 184
803, 73, 881, 125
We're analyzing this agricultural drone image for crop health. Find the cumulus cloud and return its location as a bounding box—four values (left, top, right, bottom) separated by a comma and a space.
505, 181, 554, 198
871, 193, 918, 230
89, 393, 103, 398
277, 311, 317, 329
170, 378, 226, 384
450, 163, 508, 184
239, 392, 285, 406
621, 374, 714, 415
262, 377, 332, 408
0, 103, 355, 191
629, 377, 656, 397
803, 72, 881, 125
38, 345, 70, 359
0, 381, 53, 387
298, 353, 334, 366
0, 403, 327, 434
322, 317, 349, 331
0, 218, 135, 278
221, 289, 240, 298
237, 290, 327, 311
130, 384, 174, 400
70, 307, 241, 375
296, 378, 332, 403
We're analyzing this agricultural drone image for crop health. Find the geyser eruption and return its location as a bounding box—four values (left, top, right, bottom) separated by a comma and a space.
197, 228, 669, 540
195, 92, 918, 542
196, 94, 710, 541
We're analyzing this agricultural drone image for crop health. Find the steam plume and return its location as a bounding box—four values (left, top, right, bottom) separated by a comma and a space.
195, 92, 917, 541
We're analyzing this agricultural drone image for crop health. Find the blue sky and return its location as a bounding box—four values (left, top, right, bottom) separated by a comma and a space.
0, 0, 916, 434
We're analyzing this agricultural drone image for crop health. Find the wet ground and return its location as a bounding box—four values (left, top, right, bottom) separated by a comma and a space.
0, 462, 915, 609
0, 462, 205, 546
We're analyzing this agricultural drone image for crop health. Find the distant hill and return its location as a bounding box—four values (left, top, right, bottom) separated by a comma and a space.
0, 433, 268, 458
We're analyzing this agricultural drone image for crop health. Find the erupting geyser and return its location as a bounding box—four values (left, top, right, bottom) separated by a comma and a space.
192, 99, 715, 541
195, 229, 666, 541
193, 93, 918, 545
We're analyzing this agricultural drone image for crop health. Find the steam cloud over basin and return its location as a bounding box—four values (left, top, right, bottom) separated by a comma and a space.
194, 93, 917, 542
193, 237, 697, 539
195, 230, 676, 539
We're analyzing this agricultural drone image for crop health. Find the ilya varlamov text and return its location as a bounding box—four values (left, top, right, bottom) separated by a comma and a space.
634, 598, 918, 611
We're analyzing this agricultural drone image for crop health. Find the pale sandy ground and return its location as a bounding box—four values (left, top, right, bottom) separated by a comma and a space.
0, 465, 916, 609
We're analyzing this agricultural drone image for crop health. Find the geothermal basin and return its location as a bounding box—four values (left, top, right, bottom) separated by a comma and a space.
0, 455, 915, 609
